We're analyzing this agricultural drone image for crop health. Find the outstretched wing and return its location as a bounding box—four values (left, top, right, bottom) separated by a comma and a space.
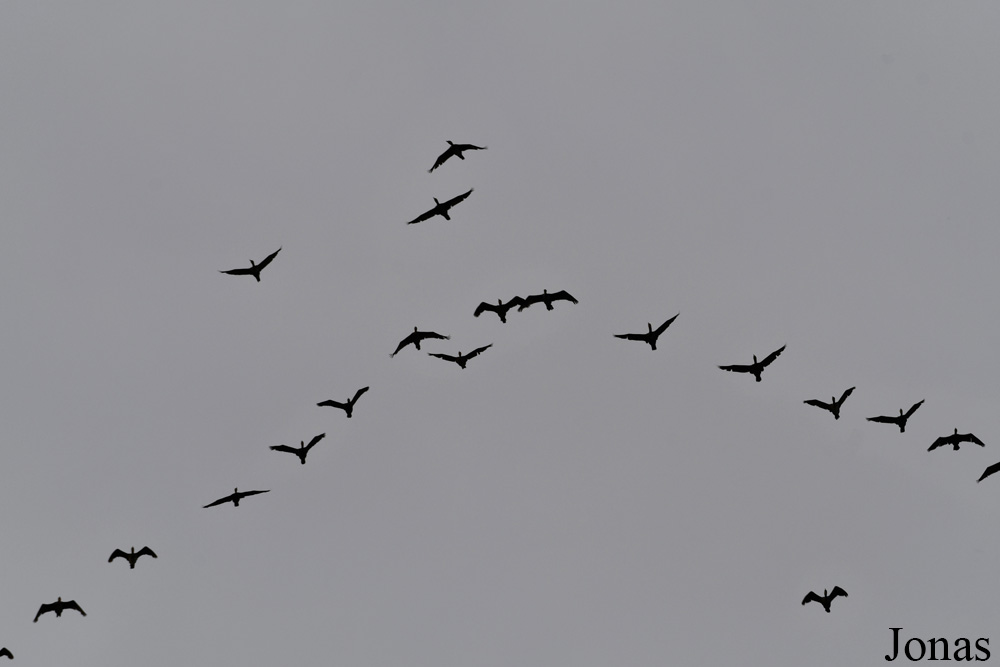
63, 600, 86, 616
867, 415, 896, 424
33, 602, 54, 622
614, 333, 644, 341
428, 352, 459, 363
830, 586, 848, 599
418, 331, 450, 342
317, 399, 347, 409
518, 293, 544, 310
239, 489, 270, 499
0, 647, 12, 659
904, 399, 925, 418
474, 301, 498, 317
801, 591, 821, 606
978, 461, 1000, 483
109, 548, 128, 563
838, 386, 856, 403
966, 433, 986, 447
466, 344, 493, 359
653, 313, 679, 335
351, 386, 370, 404
441, 188, 474, 210
219, 266, 253, 276
136, 546, 158, 559
549, 289, 578, 304
255, 246, 282, 271
503, 296, 526, 310
928, 437, 948, 452
405, 206, 438, 225
303, 433, 326, 452
759, 344, 786, 368
270, 444, 300, 455
804, 399, 833, 411
203, 494, 234, 508
428, 144, 457, 172
719, 364, 752, 374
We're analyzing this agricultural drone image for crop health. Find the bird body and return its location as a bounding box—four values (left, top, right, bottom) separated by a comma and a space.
428, 141, 487, 172
804, 386, 855, 420
613, 313, 679, 350
428, 344, 493, 369
109, 546, 158, 569
718, 344, 786, 382
474, 297, 526, 323
867, 400, 924, 433
33, 597, 86, 622
203, 487, 270, 508
518, 289, 578, 311
929, 428, 985, 452
219, 247, 281, 282
405, 188, 473, 225
270, 433, 326, 464
391, 327, 450, 357
317, 387, 369, 418
802, 586, 847, 612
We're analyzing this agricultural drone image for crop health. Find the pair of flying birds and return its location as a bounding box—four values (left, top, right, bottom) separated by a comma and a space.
473, 289, 580, 323
388, 327, 492, 368
406, 141, 487, 224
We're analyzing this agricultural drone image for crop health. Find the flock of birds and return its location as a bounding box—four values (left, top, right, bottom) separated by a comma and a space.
6, 138, 992, 660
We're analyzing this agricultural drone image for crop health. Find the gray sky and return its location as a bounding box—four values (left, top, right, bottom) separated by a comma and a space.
3, 2, 1000, 664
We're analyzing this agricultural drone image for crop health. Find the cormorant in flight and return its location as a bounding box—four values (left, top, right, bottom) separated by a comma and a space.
428, 344, 493, 369
613, 313, 679, 351
317, 387, 369, 418
405, 188, 473, 225
866, 400, 924, 433
474, 297, 526, 323
33, 598, 86, 622
803, 387, 855, 420
270, 433, 326, 464
428, 141, 487, 173
391, 327, 450, 357
718, 344, 786, 382
518, 289, 578, 311
203, 488, 270, 508
928, 428, 985, 452
109, 546, 158, 569
219, 247, 281, 282
802, 587, 847, 613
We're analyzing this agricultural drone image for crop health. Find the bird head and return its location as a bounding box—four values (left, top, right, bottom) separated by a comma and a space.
753, 355, 758, 364
647, 323, 653, 332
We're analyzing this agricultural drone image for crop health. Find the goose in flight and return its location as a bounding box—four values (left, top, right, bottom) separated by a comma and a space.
405, 188, 474, 225
613, 313, 679, 351
428, 344, 492, 369
203, 487, 270, 508
928, 428, 985, 452
270, 433, 326, 465
219, 247, 281, 282
518, 289, 578, 311
866, 400, 924, 433
474, 297, 526, 323
802, 587, 847, 613
428, 141, 487, 173
391, 327, 450, 357
803, 387, 855, 420
33, 597, 86, 622
0, 648, 11, 659
109, 546, 158, 569
718, 344, 786, 382
317, 387, 369, 418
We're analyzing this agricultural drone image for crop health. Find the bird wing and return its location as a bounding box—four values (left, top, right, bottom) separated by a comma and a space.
351, 386, 370, 404
966, 433, 986, 447
759, 344, 786, 367
804, 399, 833, 411
904, 399, 925, 418
839, 386, 856, 403
466, 344, 493, 359
219, 266, 253, 276
867, 415, 897, 424
550, 289, 578, 304
405, 206, 438, 225
719, 364, 751, 374
653, 313, 679, 335
239, 489, 270, 498
203, 494, 234, 508
270, 444, 299, 454
109, 548, 128, 563
428, 352, 459, 363
255, 247, 281, 270
63, 600, 85, 615
417, 331, 450, 341
928, 436, 948, 451
978, 461, 1000, 482
304, 433, 326, 451
390, 331, 419, 356
428, 145, 457, 172
801, 591, 821, 606
33, 602, 54, 622
503, 296, 526, 310
614, 333, 644, 341
474, 301, 498, 317
518, 293, 544, 310
0, 647, 12, 658
317, 399, 347, 409
137, 546, 157, 559
455, 143, 487, 151
441, 188, 474, 209
830, 586, 848, 599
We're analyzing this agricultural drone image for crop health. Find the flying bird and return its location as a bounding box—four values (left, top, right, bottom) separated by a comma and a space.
0, 648, 11, 659
803, 386, 856, 420
108, 546, 158, 569
219, 247, 281, 282
928, 428, 985, 452
270, 433, 326, 465
405, 188, 474, 225
474, 297, 526, 323
317, 387, 370, 418
518, 289, 579, 311
977, 462, 1000, 483
802, 587, 847, 613
718, 344, 786, 382
33, 597, 86, 622
613, 313, 679, 351
390, 327, 450, 357
428, 141, 487, 173
428, 344, 493, 369
203, 487, 270, 508
866, 400, 924, 433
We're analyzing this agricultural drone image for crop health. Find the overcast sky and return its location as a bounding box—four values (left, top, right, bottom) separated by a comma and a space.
3, 2, 1000, 665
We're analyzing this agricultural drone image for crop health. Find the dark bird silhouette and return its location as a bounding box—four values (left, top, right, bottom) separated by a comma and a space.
977, 461, 1000, 483
718, 344, 786, 382
0, 648, 11, 659
613, 313, 679, 351
804, 386, 856, 420
391, 327, 450, 357
33, 597, 86, 622
518, 289, 579, 311
867, 400, 924, 433
428, 141, 487, 173
802, 587, 847, 613
474, 297, 527, 323
219, 247, 281, 282
929, 428, 985, 452
317, 387, 369, 418
428, 344, 493, 369
203, 487, 270, 508
405, 188, 474, 225
270, 433, 326, 464
108, 546, 157, 569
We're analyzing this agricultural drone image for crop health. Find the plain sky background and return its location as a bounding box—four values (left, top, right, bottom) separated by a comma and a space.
3, 2, 1000, 665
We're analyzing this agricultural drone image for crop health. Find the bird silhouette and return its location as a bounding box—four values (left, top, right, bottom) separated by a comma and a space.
428, 141, 487, 173
33, 597, 86, 622
613, 313, 679, 351
0, 648, 11, 659
802, 587, 847, 613
867, 400, 924, 433
108, 546, 158, 569
405, 188, 474, 225
390, 327, 450, 357
803, 387, 856, 420
428, 344, 493, 369
474, 297, 527, 323
270, 433, 326, 464
718, 344, 786, 382
518, 289, 578, 311
317, 387, 369, 418
203, 487, 270, 508
977, 462, 1000, 483
219, 247, 281, 282
928, 428, 985, 452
